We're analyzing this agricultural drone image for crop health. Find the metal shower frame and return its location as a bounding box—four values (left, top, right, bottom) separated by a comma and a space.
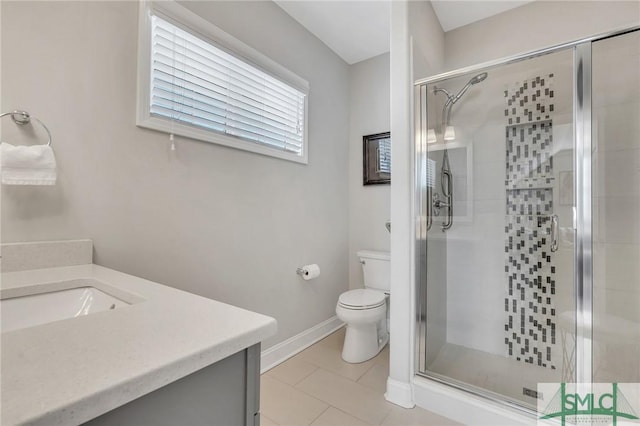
413, 25, 640, 416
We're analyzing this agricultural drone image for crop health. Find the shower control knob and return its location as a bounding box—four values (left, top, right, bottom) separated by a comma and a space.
434, 199, 450, 208
432, 193, 450, 209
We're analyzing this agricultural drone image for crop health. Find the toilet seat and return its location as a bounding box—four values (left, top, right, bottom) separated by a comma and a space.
338, 289, 385, 310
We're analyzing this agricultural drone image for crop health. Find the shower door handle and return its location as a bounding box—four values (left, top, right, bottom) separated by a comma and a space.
550, 214, 559, 252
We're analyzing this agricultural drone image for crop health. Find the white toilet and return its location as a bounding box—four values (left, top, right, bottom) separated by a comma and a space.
336, 250, 390, 363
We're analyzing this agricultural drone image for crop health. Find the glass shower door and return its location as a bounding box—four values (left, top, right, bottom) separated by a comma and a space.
591, 30, 640, 386
416, 47, 577, 410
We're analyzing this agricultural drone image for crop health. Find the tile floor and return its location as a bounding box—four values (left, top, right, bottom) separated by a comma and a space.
260, 328, 460, 426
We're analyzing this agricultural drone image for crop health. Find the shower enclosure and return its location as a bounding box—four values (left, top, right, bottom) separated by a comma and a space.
415, 28, 639, 413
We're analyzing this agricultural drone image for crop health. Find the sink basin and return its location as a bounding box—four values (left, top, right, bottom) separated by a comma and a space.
1, 279, 141, 333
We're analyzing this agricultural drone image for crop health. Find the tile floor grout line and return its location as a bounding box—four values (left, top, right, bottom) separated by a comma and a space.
307, 405, 331, 426
292, 365, 320, 386
377, 405, 395, 426
266, 368, 345, 409
263, 362, 320, 387
295, 349, 380, 384
259, 413, 281, 426
374, 404, 394, 426
262, 373, 332, 419
334, 405, 379, 426
286, 367, 374, 424
354, 351, 386, 383
291, 366, 395, 426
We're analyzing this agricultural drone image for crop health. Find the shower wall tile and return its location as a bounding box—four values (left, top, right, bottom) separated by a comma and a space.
593, 195, 640, 244
593, 148, 640, 198
447, 238, 506, 356
473, 125, 507, 165
592, 42, 640, 380
599, 243, 640, 292
427, 237, 448, 366
594, 102, 640, 152
504, 74, 558, 370
600, 288, 640, 323
552, 122, 573, 153
474, 161, 508, 200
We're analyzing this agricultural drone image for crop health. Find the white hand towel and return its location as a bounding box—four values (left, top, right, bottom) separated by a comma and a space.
0, 142, 57, 185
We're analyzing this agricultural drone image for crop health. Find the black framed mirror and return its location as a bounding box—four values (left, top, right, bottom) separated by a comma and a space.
363, 132, 391, 185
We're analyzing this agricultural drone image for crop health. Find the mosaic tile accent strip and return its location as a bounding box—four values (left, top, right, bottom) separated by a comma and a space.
506, 189, 552, 216
505, 122, 554, 190
504, 75, 554, 126
504, 74, 557, 369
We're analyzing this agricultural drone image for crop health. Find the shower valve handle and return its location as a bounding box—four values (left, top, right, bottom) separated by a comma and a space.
431, 193, 448, 216
433, 198, 450, 208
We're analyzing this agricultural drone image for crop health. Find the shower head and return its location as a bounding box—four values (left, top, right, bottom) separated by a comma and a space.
452, 72, 489, 104
469, 72, 488, 85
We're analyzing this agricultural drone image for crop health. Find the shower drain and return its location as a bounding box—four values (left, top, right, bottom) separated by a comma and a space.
523, 387, 543, 400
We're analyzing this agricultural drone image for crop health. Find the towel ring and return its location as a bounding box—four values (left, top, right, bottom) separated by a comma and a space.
0, 110, 52, 146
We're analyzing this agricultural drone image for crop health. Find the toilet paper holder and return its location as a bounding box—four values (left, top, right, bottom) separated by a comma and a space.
296, 264, 320, 280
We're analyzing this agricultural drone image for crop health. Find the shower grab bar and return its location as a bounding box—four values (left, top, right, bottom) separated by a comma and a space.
426, 187, 433, 231
550, 214, 559, 252
0, 110, 52, 146
441, 169, 453, 231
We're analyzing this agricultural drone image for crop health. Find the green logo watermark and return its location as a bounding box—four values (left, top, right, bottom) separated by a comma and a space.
538, 383, 640, 425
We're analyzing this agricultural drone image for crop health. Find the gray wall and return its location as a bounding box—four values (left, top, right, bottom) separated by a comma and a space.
0, 1, 350, 349
410, 0, 445, 81
348, 53, 390, 290
444, 0, 640, 70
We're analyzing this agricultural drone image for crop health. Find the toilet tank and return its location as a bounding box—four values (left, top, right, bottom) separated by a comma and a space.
357, 250, 390, 293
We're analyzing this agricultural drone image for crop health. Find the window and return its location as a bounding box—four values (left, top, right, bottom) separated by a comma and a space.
378, 138, 391, 174
137, 2, 309, 163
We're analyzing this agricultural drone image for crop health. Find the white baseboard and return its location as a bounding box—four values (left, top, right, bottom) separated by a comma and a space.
260, 316, 344, 374
413, 376, 537, 425
385, 377, 415, 408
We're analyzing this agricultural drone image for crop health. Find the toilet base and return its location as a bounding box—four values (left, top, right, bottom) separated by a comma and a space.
341, 323, 389, 364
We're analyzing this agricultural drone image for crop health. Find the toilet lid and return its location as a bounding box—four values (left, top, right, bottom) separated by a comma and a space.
338, 289, 386, 309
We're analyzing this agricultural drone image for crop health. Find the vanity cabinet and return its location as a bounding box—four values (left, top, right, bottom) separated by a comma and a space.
84, 344, 261, 426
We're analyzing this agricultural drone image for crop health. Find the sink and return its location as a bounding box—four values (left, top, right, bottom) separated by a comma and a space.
1, 279, 141, 333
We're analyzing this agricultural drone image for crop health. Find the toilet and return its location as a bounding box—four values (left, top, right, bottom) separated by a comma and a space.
336, 250, 390, 363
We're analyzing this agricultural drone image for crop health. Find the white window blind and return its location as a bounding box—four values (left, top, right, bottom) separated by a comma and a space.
147, 13, 307, 159
378, 137, 391, 174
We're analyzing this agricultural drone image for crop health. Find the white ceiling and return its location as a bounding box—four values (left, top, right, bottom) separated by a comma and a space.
274, 1, 534, 65
274, 1, 391, 65
431, 1, 534, 32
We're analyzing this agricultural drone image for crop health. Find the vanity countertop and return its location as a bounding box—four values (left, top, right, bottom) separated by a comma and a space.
1, 264, 277, 426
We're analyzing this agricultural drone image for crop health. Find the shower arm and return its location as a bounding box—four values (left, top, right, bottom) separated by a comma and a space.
433, 87, 454, 131
435, 73, 487, 131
